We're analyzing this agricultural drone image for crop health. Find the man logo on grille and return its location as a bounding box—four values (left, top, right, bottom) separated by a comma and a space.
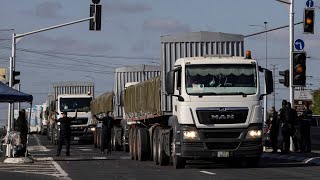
211, 114, 235, 120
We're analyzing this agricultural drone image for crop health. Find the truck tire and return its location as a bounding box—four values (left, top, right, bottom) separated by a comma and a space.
129, 128, 134, 160
152, 127, 160, 165
132, 127, 138, 160
122, 128, 129, 152
171, 118, 186, 169
137, 128, 150, 161
112, 127, 122, 151
158, 130, 169, 166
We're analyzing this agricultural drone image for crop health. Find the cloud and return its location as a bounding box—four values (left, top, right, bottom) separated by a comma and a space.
29, 35, 113, 53
143, 18, 192, 33
103, 0, 151, 14
34, 2, 63, 18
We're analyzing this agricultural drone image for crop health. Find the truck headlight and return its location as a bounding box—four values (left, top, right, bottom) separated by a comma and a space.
90, 127, 96, 132
246, 130, 262, 139
183, 131, 200, 140
57, 122, 61, 125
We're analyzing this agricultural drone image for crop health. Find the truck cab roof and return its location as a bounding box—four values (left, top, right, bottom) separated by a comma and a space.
175, 56, 256, 66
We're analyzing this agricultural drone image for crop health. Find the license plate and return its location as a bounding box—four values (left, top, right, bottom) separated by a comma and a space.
74, 137, 79, 140
217, 151, 229, 157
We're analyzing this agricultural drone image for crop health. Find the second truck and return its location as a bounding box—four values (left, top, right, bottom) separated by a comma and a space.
48, 82, 95, 144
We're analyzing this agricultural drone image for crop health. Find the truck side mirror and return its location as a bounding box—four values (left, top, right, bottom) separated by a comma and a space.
166, 71, 175, 95
265, 69, 274, 95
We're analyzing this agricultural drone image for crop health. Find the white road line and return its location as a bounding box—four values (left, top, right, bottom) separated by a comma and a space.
32, 135, 72, 180
92, 157, 107, 160
200, 171, 216, 175
51, 161, 70, 179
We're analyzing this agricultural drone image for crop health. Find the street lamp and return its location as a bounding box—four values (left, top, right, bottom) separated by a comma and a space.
249, 22, 268, 125
85, 76, 95, 96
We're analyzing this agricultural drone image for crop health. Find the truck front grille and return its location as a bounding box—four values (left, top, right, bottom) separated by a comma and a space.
205, 142, 240, 150
203, 132, 242, 139
183, 142, 204, 148
240, 140, 262, 148
196, 108, 248, 124
71, 117, 88, 125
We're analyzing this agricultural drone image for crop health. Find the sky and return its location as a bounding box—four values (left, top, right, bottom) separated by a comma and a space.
0, 0, 320, 126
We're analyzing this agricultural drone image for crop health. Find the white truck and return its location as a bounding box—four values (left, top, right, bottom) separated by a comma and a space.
122, 32, 274, 168
49, 82, 95, 144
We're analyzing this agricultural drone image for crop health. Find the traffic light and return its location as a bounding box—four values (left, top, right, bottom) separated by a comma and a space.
303, 8, 315, 34
89, 4, 102, 31
279, 69, 289, 87
13, 71, 20, 85
292, 52, 306, 86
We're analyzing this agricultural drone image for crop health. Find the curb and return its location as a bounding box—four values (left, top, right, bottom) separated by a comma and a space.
261, 153, 320, 165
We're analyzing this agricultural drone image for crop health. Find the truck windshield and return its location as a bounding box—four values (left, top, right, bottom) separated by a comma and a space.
185, 64, 257, 95
59, 97, 92, 112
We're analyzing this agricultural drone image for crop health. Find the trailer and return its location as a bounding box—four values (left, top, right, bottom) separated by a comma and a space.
123, 31, 273, 168
91, 65, 161, 151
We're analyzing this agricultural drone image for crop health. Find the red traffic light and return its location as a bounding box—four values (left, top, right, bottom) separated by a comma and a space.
292, 52, 306, 86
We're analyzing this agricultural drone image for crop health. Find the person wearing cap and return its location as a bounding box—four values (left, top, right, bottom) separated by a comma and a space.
55, 110, 77, 156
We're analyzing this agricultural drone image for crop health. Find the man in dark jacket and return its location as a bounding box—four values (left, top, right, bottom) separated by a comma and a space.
279, 100, 291, 154
267, 106, 279, 153
300, 102, 312, 153
55, 110, 77, 156
287, 102, 300, 152
94, 113, 114, 154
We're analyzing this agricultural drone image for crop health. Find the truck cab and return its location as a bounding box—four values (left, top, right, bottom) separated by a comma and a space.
55, 94, 95, 143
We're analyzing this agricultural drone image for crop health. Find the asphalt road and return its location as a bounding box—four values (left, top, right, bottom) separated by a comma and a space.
1, 134, 320, 180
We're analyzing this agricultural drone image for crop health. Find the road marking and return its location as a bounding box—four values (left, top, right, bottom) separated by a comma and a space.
79, 149, 93, 151
305, 157, 320, 164
31, 135, 72, 179
92, 157, 107, 160
200, 171, 216, 175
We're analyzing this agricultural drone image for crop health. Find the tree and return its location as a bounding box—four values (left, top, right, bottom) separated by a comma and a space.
312, 89, 320, 115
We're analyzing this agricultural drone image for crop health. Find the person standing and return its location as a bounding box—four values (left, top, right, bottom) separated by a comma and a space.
94, 112, 114, 154
279, 100, 291, 154
55, 110, 77, 156
300, 102, 313, 153
16, 109, 28, 156
287, 102, 300, 152
267, 107, 279, 153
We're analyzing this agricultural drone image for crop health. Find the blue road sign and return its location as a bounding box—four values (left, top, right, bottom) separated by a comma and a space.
306, 0, 314, 7
295, 39, 305, 50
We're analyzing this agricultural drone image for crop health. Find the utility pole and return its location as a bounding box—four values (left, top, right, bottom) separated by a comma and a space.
289, 0, 295, 109
270, 64, 278, 109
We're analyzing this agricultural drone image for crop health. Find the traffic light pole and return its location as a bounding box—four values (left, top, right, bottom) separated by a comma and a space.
6, 16, 94, 157
289, 0, 294, 108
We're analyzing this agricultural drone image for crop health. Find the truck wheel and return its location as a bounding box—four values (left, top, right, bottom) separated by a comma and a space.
132, 127, 138, 160
158, 130, 169, 166
152, 127, 160, 165
137, 128, 150, 161
129, 128, 134, 160
113, 127, 122, 151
